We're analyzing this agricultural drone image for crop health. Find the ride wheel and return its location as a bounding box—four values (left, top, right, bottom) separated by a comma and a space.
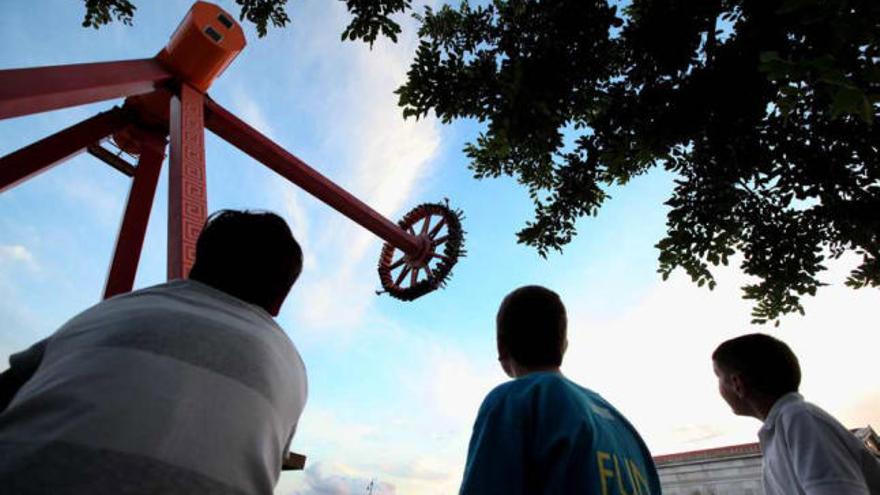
378, 202, 465, 301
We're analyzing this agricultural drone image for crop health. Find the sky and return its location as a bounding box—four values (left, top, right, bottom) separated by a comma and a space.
1, 2, 878, 494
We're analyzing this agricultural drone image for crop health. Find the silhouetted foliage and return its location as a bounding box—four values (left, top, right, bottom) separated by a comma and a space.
77, 0, 880, 323
79, 0, 407, 40
340, 0, 411, 46
82, 0, 136, 28
394, 0, 879, 324
235, 0, 290, 37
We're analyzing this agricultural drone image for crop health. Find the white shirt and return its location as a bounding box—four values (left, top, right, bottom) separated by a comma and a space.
0, 280, 307, 495
759, 392, 880, 495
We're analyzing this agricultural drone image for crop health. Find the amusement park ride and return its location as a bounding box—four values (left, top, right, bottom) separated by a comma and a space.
0, 1, 464, 304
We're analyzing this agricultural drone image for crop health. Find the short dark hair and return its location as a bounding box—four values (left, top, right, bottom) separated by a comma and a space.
712, 333, 801, 398
189, 210, 302, 313
497, 285, 567, 367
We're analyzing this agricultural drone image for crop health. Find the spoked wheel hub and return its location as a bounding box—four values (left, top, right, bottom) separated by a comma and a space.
378, 202, 465, 301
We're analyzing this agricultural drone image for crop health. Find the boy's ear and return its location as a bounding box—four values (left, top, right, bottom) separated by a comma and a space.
497, 346, 509, 361
730, 373, 747, 398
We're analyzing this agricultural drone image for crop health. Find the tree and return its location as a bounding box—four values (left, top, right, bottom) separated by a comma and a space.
394, 0, 879, 324
80, 0, 409, 40
79, 0, 879, 324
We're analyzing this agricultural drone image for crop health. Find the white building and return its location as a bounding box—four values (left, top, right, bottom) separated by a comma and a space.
655, 426, 880, 495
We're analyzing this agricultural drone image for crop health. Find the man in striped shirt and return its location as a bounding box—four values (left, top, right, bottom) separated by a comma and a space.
0, 210, 307, 495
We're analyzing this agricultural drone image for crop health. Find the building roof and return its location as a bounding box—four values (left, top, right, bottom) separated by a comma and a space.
654, 425, 880, 466
654, 442, 762, 466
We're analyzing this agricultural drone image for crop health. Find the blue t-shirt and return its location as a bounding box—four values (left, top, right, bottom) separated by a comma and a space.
460, 372, 661, 495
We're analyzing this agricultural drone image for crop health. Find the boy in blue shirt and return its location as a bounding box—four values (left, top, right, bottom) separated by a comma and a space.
460, 285, 661, 495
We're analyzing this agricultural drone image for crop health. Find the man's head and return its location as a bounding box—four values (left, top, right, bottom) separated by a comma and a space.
496, 285, 568, 377
712, 333, 801, 418
189, 210, 303, 316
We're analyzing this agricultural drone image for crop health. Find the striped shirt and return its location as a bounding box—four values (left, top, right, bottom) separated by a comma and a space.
0, 279, 307, 495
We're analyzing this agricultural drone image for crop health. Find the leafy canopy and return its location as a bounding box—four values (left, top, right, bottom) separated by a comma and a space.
398, 0, 879, 324
80, 0, 879, 324
80, 0, 408, 39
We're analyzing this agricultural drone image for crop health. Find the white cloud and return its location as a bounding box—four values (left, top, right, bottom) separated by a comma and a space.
292, 264, 375, 331
289, 462, 396, 495
0, 244, 36, 268
279, 185, 315, 270
56, 172, 126, 227
229, 86, 277, 140
561, 254, 880, 455
0, 246, 50, 364
0, 281, 47, 362
405, 344, 501, 426
842, 392, 880, 429
378, 459, 449, 483
271, 1, 441, 330
295, 407, 380, 454
272, 324, 495, 495
273, 412, 399, 495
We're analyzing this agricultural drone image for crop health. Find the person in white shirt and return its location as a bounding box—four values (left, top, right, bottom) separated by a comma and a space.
712, 333, 880, 495
0, 210, 307, 495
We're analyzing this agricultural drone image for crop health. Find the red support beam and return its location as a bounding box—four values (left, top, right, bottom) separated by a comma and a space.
0, 108, 130, 193
104, 131, 168, 299
168, 84, 208, 280
87, 145, 137, 177
0, 59, 173, 120
203, 97, 421, 255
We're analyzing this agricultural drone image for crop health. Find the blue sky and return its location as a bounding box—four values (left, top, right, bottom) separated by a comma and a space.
1, 2, 878, 494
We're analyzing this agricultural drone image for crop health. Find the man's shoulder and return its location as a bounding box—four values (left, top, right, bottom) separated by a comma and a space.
480, 379, 520, 407
776, 396, 852, 440
478, 375, 541, 411
487, 372, 575, 396
60, 280, 284, 344
480, 373, 595, 414
778, 396, 833, 423
106, 280, 275, 323
114, 279, 218, 302
473, 374, 579, 431
97, 280, 189, 307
